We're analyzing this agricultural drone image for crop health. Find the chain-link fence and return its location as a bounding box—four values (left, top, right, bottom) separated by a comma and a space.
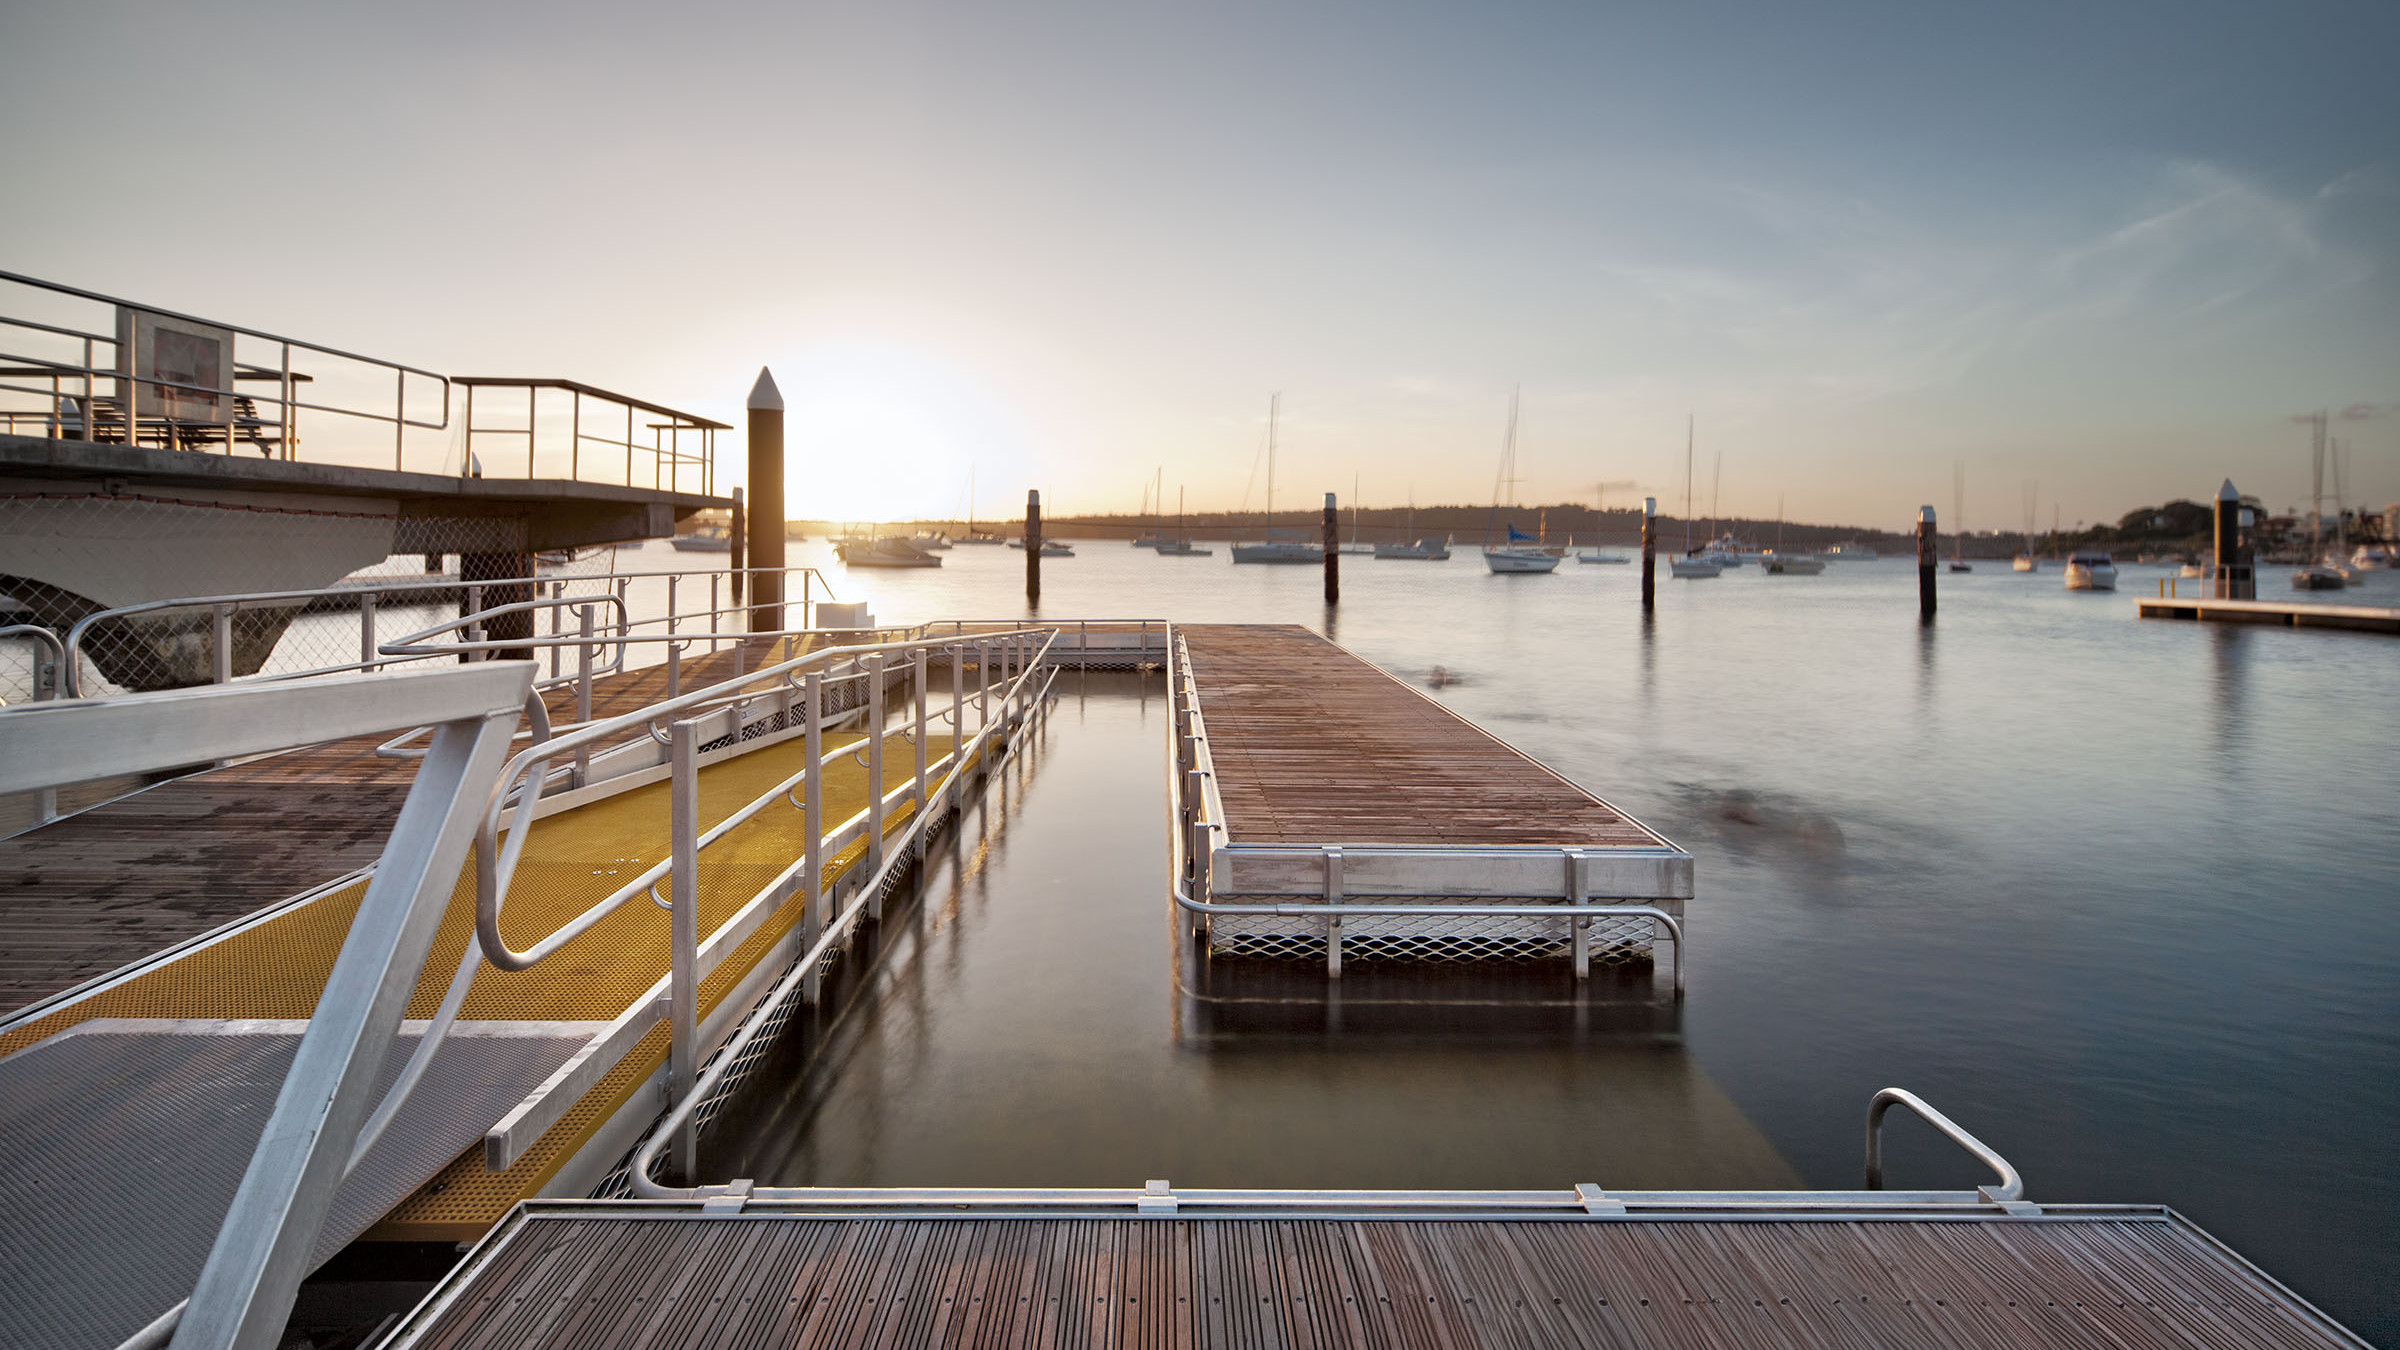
0, 491, 593, 700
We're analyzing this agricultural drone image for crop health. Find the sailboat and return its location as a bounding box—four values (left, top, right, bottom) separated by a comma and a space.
1132, 468, 1167, 548
1481, 388, 1562, 574
1376, 489, 1451, 559
1948, 464, 1973, 572
954, 467, 1006, 543
2012, 481, 2039, 571
1340, 475, 1374, 554
2293, 412, 2347, 590
1575, 483, 1631, 563
1757, 494, 1823, 574
1155, 486, 1212, 555
1669, 417, 1721, 579
1231, 394, 1319, 564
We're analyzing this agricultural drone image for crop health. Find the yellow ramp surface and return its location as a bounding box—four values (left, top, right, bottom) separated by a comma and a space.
1, 723, 945, 1237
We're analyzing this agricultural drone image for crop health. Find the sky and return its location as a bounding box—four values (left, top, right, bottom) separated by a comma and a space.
3, 0, 2395, 528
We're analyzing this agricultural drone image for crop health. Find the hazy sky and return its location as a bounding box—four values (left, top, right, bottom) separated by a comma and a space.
5, 0, 2395, 527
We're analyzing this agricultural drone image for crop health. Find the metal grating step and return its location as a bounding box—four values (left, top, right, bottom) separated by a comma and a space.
0, 1020, 596, 1350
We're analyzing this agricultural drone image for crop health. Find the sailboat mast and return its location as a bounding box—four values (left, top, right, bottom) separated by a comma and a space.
1683, 415, 1695, 552
1266, 393, 1278, 540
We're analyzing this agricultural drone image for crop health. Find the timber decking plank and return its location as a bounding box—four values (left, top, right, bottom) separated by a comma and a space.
398, 1214, 2362, 1350
1180, 625, 1667, 850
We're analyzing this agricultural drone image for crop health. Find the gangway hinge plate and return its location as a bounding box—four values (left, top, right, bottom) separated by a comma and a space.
1575, 1183, 1626, 1215
1138, 1180, 1178, 1214
700, 1180, 755, 1215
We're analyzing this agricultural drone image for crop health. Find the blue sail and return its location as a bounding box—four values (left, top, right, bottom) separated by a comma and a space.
1505, 524, 1536, 543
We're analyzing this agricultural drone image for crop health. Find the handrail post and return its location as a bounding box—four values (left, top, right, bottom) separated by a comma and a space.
358, 593, 378, 674
977, 638, 991, 732
949, 643, 964, 778
464, 585, 484, 663
211, 604, 234, 684
573, 604, 595, 788
666, 717, 700, 1185
801, 670, 824, 1004
666, 574, 679, 637
866, 653, 887, 918
666, 641, 683, 701
545, 585, 561, 681
912, 648, 930, 855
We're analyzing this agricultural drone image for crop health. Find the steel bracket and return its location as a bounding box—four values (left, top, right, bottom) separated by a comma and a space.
1138, 1179, 1178, 1214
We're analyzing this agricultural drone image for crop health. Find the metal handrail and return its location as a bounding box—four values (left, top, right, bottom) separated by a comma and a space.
48, 564, 838, 696
627, 639, 1058, 1198
471, 628, 1054, 973
1866, 1087, 2025, 1201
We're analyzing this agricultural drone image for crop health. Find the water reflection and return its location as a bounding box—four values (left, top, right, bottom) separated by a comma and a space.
710, 676, 1794, 1194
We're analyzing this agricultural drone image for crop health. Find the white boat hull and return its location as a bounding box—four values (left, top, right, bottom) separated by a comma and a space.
2063, 563, 2116, 591
1669, 558, 1721, 579
1231, 543, 1320, 564
1483, 548, 1561, 574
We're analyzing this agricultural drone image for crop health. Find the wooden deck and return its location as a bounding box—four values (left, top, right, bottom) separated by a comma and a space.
388, 1207, 2365, 1349
1180, 625, 1666, 850
2135, 595, 2400, 634
0, 644, 767, 1016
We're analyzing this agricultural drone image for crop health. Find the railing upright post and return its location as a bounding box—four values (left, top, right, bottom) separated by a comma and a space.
359, 593, 378, 674
573, 604, 595, 787
801, 670, 824, 1004
666, 717, 700, 1185
912, 648, 930, 853
977, 638, 991, 731
950, 643, 964, 777
546, 586, 561, 680
464, 585, 484, 663
666, 641, 682, 700
666, 574, 679, 636
710, 573, 721, 655
211, 604, 234, 684
866, 653, 886, 917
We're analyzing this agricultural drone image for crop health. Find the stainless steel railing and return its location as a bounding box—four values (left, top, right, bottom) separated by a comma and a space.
1866, 1087, 2026, 1202
48, 563, 836, 698
0, 269, 449, 468
1162, 628, 1686, 990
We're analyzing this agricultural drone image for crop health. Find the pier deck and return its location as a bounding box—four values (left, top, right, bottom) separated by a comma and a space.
386, 1204, 2364, 1350
2135, 594, 2400, 634
1175, 625, 1689, 968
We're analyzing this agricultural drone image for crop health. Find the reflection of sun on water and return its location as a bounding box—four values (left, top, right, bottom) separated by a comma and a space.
770, 342, 1030, 523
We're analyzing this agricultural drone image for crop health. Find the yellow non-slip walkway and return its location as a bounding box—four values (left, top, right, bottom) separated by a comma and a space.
0, 721, 944, 1239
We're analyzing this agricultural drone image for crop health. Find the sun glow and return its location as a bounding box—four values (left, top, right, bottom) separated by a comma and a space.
766, 342, 1032, 525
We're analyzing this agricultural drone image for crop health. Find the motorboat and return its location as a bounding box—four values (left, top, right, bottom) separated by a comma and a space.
1823, 542, 1878, 561
1575, 549, 1631, 564
835, 536, 943, 568
2062, 550, 2117, 591
1948, 560, 1973, 573
904, 533, 952, 551
1484, 542, 1562, 574
1696, 533, 1750, 568
2351, 545, 2394, 571
1154, 539, 1213, 556
1669, 555, 1722, 579
2012, 554, 2038, 572
671, 527, 731, 553
1759, 551, 1824, 575
1376, 536, 1452, 560
2178, 561, 2205, 579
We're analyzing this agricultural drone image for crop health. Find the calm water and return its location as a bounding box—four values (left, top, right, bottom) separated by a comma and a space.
665, 542, 2392, 1335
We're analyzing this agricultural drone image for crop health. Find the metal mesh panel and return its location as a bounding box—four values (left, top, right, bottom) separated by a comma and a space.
0, 492, 558, 699
1206, 902, 1659, 966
